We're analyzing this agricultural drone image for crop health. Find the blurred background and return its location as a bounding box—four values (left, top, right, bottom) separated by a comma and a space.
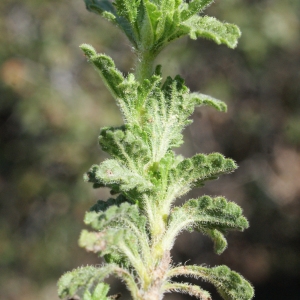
0, 0, 299, 299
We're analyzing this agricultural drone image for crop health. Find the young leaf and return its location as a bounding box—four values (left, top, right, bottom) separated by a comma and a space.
84, 0, 117, 21
84, 202, 147, 233
58, 265, 138, 299
167, 153, 237, 201
79, 228, 137, 257
167, 265, 254, 300
202, 228, 228, 255
180, 0, 214, 21
189, 92, 228, 112
114, 0, 141, 24
163, 195, 248, 254
138, 0, 161, 50
83, 282, 110, 300
163, 282, 211, 300
84, 159, 153, 193
89, 195, 129, 212
58, 265, 114, 299
80, 45, 125, 99
84, 0, 137, 46
99, 125, 151, 170
183, 15, 241, 48
79, 228, 149, 284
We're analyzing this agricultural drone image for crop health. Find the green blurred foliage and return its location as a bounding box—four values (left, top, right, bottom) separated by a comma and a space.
0, 0, 299, 299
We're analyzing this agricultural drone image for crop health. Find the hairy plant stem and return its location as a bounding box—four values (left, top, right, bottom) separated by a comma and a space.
135, 50, 155, 82
139, 251, 171, 300
135, 50, 170, 298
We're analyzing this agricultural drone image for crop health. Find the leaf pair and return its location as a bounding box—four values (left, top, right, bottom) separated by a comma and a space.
58, 263, 254, 300
81, 44, 227, 161
84, 0, 241, 53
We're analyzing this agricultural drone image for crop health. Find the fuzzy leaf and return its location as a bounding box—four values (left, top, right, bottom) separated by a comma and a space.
202, 228, 228, 255
80, 48, 160, 124
180, 0, 214, 21
189, 92, 227, 112
183, 15, 241, 48
163, 282, 211, 300
167, 153, 237, 199
165, 195, 248, 254
141, 75, 193, 161
84, 0, 241, 53
79, 228, 138, 257
167, 265, 254, 300
58, 265, 114, 299
84, 202, 147, 233
58, 265, 138, 299
183, 195, 249, 231
83, 283, 110, 300
138, 0, 161, 49
80, 45, 125, 99
84, 0, 116, 20
84, 159, 153, 193
154, 0, 179, 42
82, 202, 150, 269
99, 125, 151, 169
78, 227, 148, 278
114, 0, 141, 24
89, 195, 129, 212
84, 0, 137, 45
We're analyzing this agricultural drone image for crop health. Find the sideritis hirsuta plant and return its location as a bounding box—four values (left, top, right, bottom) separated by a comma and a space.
58, 1, 255, 300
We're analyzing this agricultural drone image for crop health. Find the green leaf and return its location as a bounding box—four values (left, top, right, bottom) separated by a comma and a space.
114, 0, 141, 24
184, 195, 248, 253
84, 0, 137, 46
79, 48, 161, 123
99, 125, 151, 169
79, 228, 148, 280
138, 0, 161, 50
84, 202, 147, 233
154, 0, 178, 41
58, 265, 114, 299
89, 194, 129, 212
165, 195, 248, 254
189, 92, 227, 112
181, 0, 214, 21
84, 159, 153, 193
183, 195, 249, 231
58, 265, 138, 300
202, 228, 228, 255
167, 153, 237, 199
83, 283, 110, 300
163, 282, 211, 300
167, 265, 254, 300
83, 202, 151, 268
80, 45, 125, 99
79, 228, 138, 257
141, 75, 192, 160
183, 15, 241, 48
84, 0, 116, 20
